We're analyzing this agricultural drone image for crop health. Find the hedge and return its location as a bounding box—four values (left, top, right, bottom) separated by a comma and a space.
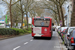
12, 28, 25, 33
0, 28, 32, 35
0, 28, 17, 35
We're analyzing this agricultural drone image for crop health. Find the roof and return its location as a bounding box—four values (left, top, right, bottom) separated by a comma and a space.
67, 27, 75, 35
61, 27, 67, 31
33, 17, 51, 19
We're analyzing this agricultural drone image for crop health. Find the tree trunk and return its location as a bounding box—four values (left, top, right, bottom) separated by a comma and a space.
56, 0, 61, 21
60, 5, 65, 27
71, 0, 75, 26
26, 12, 28, 29
26, 0, 28, 29
20, 0, 23, 29
10, 0, 12, 28
55, 13, 59, 26
56, 5, 61, 25
21, 12, 23, 29
59, 0, 65, 27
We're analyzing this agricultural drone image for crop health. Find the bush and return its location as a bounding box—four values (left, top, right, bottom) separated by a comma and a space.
28, 27, 32, 31
12, 28, 25, 34
0, 28, 31, 36
0, 28, 17, 35
24, 27, 32, 33
12, 28, 32, 34
27, 31, 31, 33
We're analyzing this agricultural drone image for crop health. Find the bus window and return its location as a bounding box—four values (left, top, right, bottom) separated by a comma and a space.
34, 20, 50, 27
41, 20, 44, 26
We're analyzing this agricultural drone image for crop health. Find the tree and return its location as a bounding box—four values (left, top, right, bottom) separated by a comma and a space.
42, 0, 67, 26
2, 0, 20, 27
50, 0, 67, 26
19, 0, 24, 29
19, 0, 34, 29
11, 3, 22, 27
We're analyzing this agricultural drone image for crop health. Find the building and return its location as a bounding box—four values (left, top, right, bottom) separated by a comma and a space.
64, 0, 73, 27
0, 16, 6, 28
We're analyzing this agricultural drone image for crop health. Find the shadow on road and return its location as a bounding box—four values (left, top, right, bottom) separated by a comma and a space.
32, 36, 58, 41
33, 37, 51, 40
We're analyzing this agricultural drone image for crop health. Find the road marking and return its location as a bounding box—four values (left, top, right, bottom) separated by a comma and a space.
30, 40, 33, 41
24, 42, 28, 45
13, 46, 20, 50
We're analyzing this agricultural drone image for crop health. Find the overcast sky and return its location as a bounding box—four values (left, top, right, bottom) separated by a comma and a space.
0, 0, 7, 18
0, 5, 7, 18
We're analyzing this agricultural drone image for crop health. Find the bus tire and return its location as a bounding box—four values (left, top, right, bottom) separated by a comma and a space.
49, 37, 52, 40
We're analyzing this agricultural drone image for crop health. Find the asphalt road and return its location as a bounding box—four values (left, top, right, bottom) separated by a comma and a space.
0, 31, 61, 50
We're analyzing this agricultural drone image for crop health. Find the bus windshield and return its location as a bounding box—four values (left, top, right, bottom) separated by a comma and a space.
34, 19, 50, 27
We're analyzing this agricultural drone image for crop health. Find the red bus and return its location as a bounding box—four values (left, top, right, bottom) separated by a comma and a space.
32, 17, 53, 39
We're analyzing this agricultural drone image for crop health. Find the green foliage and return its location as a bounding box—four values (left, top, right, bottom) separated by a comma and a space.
58, 32, 60, 34
0, 28, 31, 36
0, 28, 17, 35
63, 35, 65, 38
24, 20, 27, 26
29, 24, 31, 25
24, 27, 32, 33
12, 28, 25, 33
27, 31, 31, 33
28, 27, 32, 31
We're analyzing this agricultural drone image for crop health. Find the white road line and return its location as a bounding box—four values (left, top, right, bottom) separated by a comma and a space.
30, 40, 33, 41
24, 42, 28, 45
13, 46, 20, 50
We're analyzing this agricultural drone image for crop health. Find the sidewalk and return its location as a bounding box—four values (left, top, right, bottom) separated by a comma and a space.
57, 32, 67, 50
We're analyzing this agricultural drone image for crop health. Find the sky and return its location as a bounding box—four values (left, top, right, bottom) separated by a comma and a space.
0, 4, 7, 18
0, 0, 69, 18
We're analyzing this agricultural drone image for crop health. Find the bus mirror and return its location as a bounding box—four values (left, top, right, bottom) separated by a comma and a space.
52, 23, 54, 26
67, 35, 70, 37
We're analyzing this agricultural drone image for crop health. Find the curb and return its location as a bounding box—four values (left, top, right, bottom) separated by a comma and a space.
57, 32, 67, 50
0, 33, 31, 40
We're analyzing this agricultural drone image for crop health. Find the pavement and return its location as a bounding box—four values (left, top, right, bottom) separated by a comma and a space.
0, 31, 67, 50
57, 32, 67, 50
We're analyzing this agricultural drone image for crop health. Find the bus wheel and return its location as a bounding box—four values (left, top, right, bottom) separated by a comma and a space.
48, 37, 51, 40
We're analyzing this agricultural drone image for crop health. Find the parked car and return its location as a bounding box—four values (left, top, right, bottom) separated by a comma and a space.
56, 26, 61, 32
60, 27, 67, 36
61, 29, 67, 41
64, 27, 75, 47
67, 30, 75, 50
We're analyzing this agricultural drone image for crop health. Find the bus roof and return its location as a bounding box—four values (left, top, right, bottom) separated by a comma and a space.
33, 17, 51, 19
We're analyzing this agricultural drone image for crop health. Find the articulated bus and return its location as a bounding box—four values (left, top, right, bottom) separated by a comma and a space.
32, 17, 54, 39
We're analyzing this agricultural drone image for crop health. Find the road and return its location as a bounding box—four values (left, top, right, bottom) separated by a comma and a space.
0, 31, 61, 50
